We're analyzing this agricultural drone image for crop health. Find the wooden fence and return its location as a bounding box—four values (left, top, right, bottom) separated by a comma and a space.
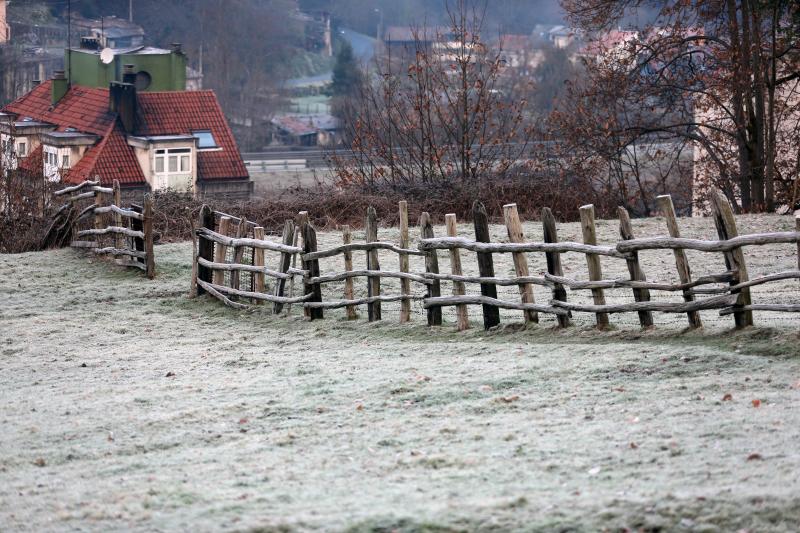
45, 179, 155, 278
192, 189, 800, 330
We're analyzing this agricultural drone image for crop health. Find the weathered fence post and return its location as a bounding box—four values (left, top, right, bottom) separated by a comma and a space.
301, 218, 323, 320
541, 207, 570, 328
445, 214, 469, 331
94, 185, 105, 248
398, 200, 411, 323
710, 189, 753, 328
796, 214, 800, 273
286, 223, 302, 316
212, 216, 232, 287
252, 226, 266, 303
142, 194, 155, 279
618, 207, 653, 328
503, 203, 537, 324
112, 180, 122, 251
365, 206, 382, 321
273, 219, 296, 314
342, 225, 358, 319
130, 203, 145, 265
656, 194, 702, 328
473, 201, 500, 329
420, 212, 442, 326
579, 204, 609, 329
230, 218, 248, 296
195, 205, 214, 296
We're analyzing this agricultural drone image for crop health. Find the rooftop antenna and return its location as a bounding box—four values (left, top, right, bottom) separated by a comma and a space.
129, 0, 134, 23
67, 0, 71, 84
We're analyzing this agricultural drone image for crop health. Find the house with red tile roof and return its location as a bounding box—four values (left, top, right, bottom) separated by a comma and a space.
0, 71, 251, 199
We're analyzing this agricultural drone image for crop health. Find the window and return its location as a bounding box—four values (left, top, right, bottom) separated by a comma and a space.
62, 154, 70, 168
18, 142, 26, 156
154, 147, 192, 176
192, 130, 218, 149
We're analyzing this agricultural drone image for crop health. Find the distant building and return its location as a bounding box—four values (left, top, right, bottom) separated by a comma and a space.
547, 25, 576, 49
1, 74, 251, 199
497, 34, 544, 72
270, 114, 340, 147
71, 15, 145, 49
530, 24, 580, 50
294, 9, 332, 57
0, 0, 9, 44
186, 66, 203, 91
579, 29, 639, 63
383, 26, 454, 58
0, 46, 63, 104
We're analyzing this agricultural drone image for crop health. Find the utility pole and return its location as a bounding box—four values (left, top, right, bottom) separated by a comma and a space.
67, 0, 71, 83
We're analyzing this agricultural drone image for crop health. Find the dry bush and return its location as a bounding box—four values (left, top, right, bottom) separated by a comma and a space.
0, 167, 57, 254
152, 177, 609, 243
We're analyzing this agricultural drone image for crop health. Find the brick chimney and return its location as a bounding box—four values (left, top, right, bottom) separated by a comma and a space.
109, 81, 138, 133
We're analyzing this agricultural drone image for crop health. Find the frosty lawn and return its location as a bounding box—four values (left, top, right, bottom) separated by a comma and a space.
2, 215, 800, 532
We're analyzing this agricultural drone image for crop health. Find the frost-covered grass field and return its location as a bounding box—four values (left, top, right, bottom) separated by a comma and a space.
2, 214, 800, 532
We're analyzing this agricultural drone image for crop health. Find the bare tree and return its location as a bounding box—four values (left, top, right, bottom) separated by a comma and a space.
332, 0, 531, 190
559, 0, 800, 212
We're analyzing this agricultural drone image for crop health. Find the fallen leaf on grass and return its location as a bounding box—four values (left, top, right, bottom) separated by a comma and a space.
355, 403, 364, 411
752, 399, 761, 408
629, 442, 638, 449
238, 418, 248, 424
33, 458, 46, 467
612, 386, 625, 392
165, 371, 175, 378
722, 393, 733, 401
747, 453, 763, 461
496, 395, 520, 403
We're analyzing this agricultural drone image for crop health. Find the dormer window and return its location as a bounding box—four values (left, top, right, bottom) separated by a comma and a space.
192, 130, 219, 150
18, 141, 26, 156
155, 147, 191, 174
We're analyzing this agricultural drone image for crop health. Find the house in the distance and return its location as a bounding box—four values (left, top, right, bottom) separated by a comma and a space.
382, 26, 455, 59
497, 34, 544, 73
71, 15, 145, 49
0, 0, 9, 44
270, 114, 340, 147
1, 70, 251, 199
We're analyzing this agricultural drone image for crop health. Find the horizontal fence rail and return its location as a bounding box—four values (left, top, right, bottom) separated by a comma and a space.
45, 179, 155, 278
191, 189, 800, 332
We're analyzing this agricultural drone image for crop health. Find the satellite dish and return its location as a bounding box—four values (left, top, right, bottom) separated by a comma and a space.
100, 48, 114, 64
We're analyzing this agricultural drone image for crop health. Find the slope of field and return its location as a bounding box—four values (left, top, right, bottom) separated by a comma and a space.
1, 215, 800, 532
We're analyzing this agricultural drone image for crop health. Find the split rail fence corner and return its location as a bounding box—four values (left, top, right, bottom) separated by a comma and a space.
192, 189, 800, 331
45, 179, 155, 278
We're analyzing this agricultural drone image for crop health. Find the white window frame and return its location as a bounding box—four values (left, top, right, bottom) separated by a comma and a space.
42, 145, 72, 182
154, 147, 192, 177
